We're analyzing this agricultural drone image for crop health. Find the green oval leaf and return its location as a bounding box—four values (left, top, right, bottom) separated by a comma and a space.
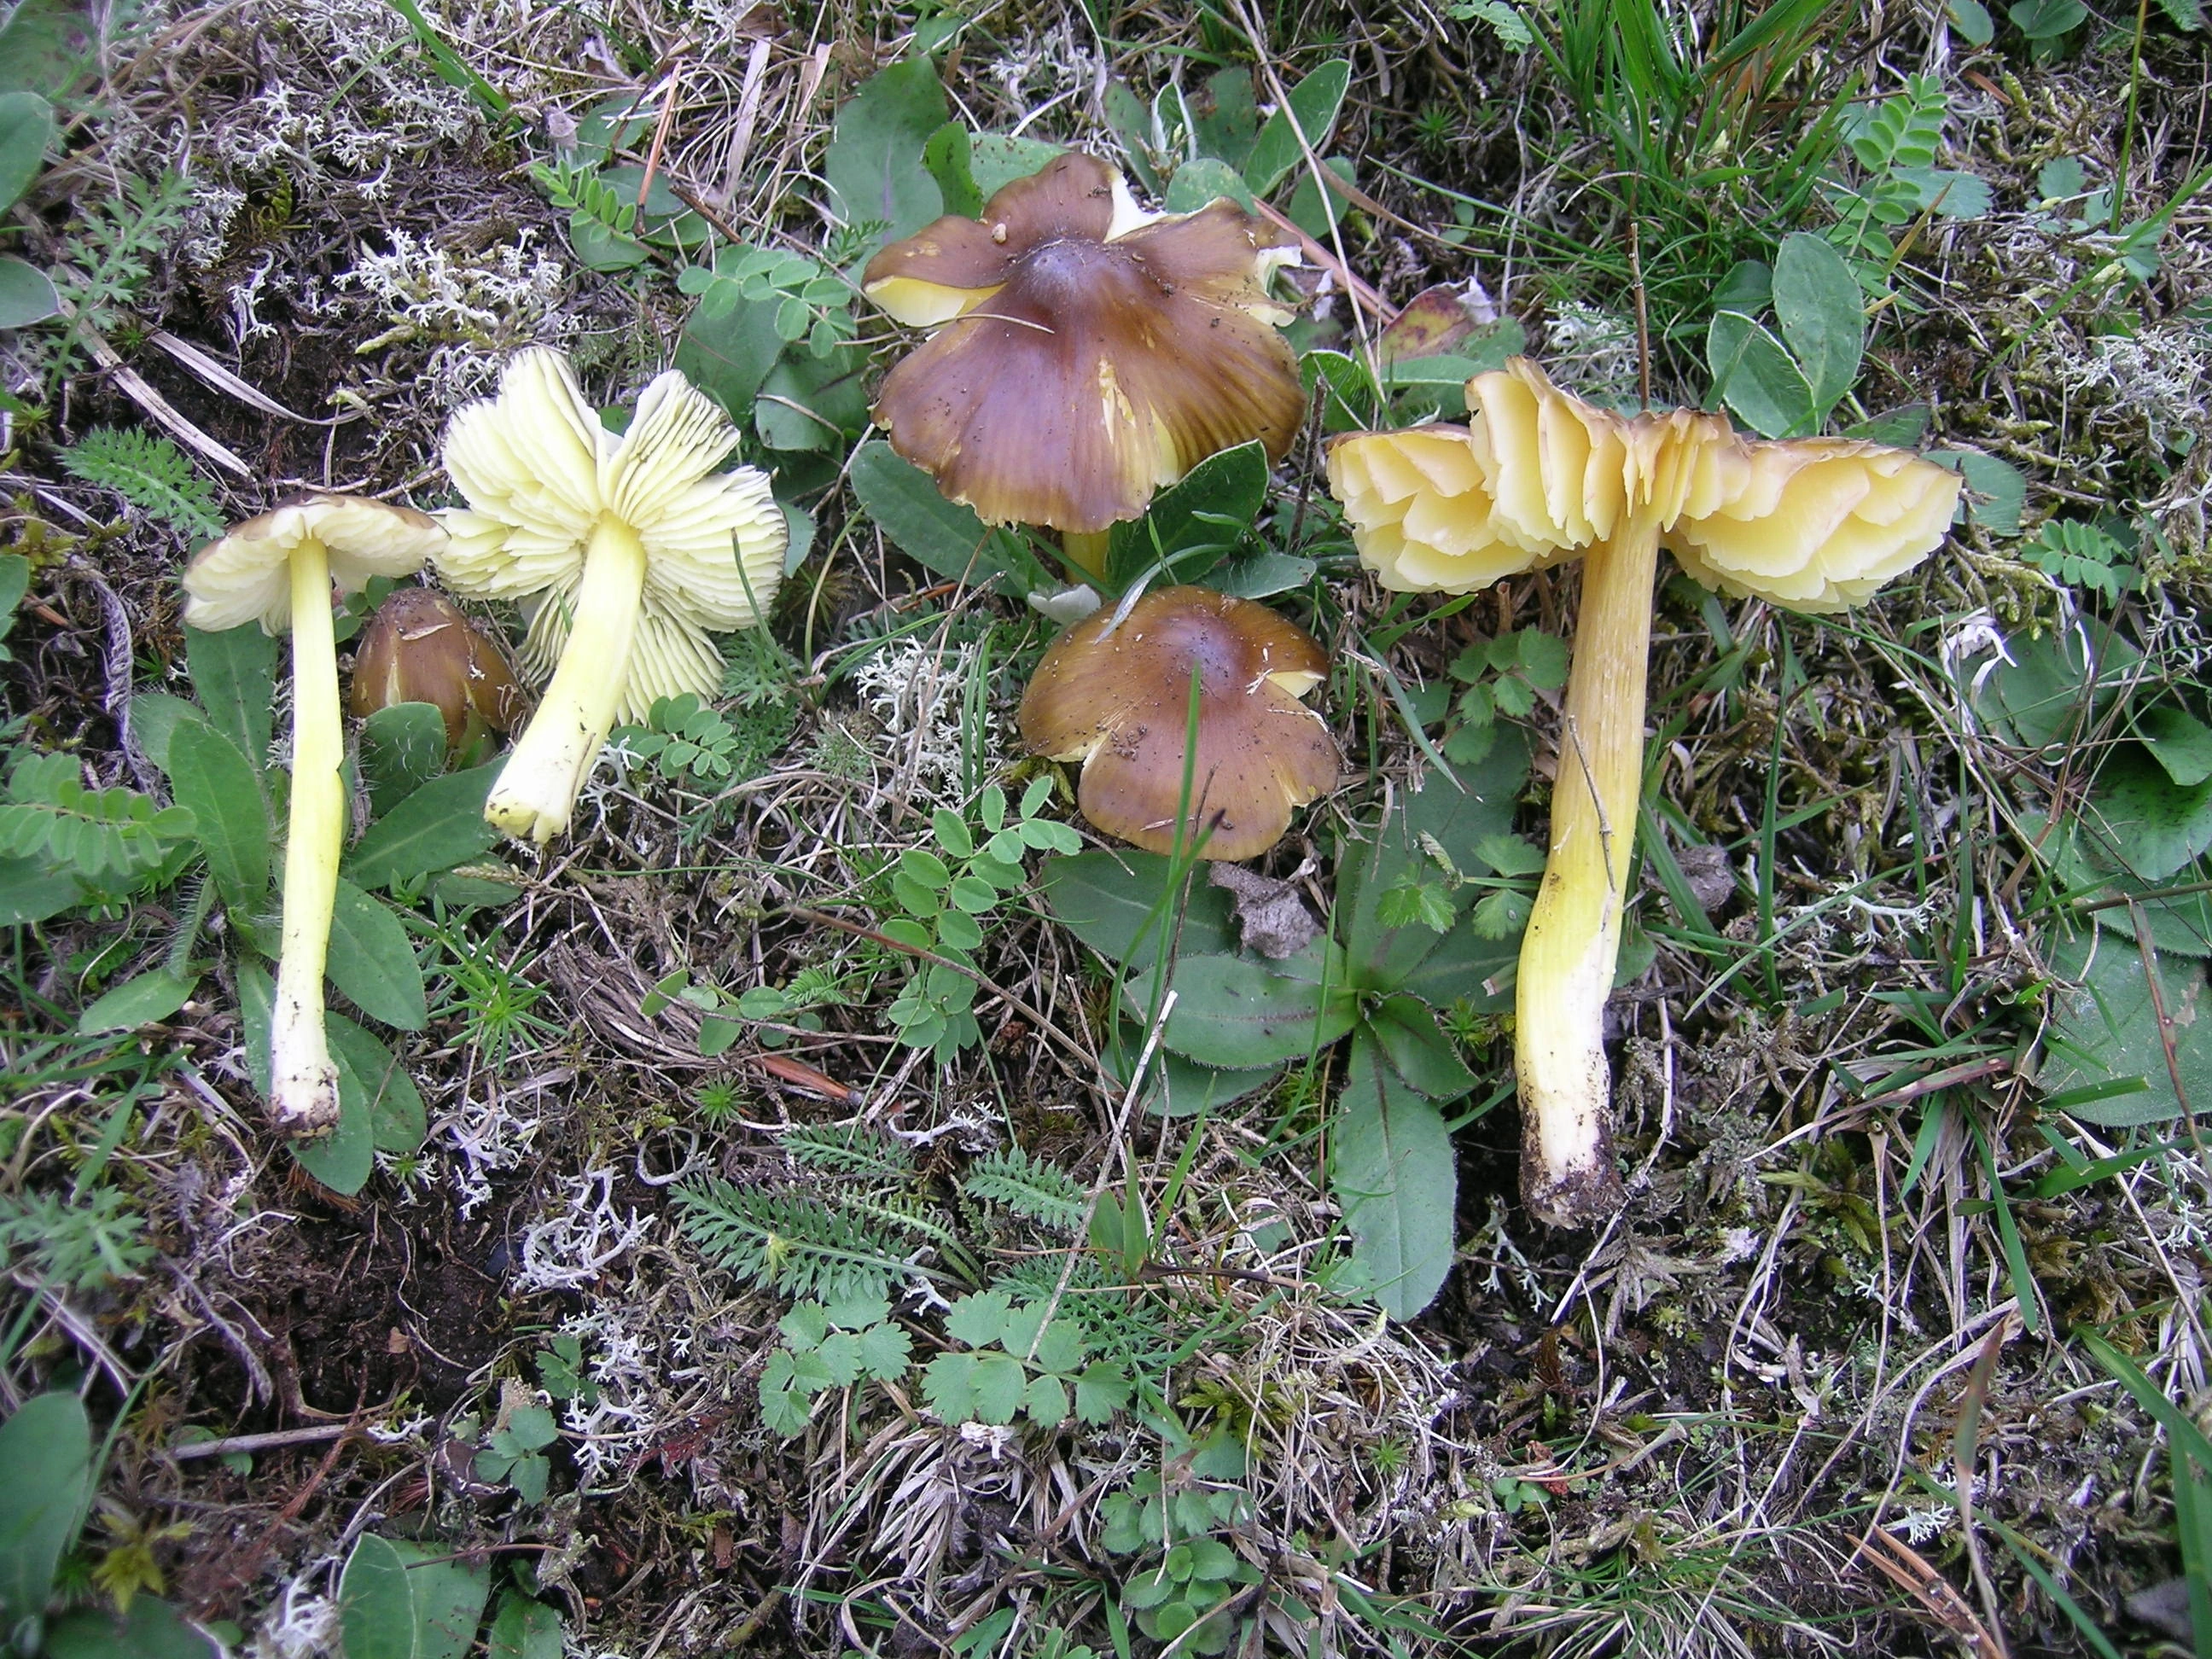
1132, 952, 1355, 1068
168, 719, 271, 911
1771, 231, 1865, 410
338, 1536, 418, 1659
77, 968, 197, 1034
0, 1391, 91, 1627
329, 1015, 427, 1154
1334, 1031, 1456, 1319
1243, 59, 1352, 197
346, 762, 500, 888
327, 877, 428, 1029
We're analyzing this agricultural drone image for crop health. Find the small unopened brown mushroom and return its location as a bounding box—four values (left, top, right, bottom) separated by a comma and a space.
863, 153, 1305, 581
1019, 586, 1338, 861
1328, 358, 1959, 1226
349, 586, 523, 752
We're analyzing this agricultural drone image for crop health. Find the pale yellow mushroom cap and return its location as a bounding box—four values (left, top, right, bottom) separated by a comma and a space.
1326, 424, 1579, 593
183, 494, 446, 634
1668, 439, 1962, 612
1328, 357, 1956, 612
434, 347, 789, 723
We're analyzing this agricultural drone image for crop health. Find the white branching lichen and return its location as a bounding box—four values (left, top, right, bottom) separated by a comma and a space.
852, 638, 983, 802
515, 1167, 655, 1294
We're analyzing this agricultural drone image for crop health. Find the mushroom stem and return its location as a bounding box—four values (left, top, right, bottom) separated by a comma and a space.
271, 537, 345, 1136
486, 515, 649, 845
1060, 529, 1110, 583
1514, 517, 1660, 1226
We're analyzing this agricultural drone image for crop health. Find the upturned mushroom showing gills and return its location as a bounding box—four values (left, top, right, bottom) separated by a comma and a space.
436, 348, 788, 845
183, 494, 447, 1134
1018, 586, 1339, 862
862, 152, 1305, 582
348, 585, 523, 753
1328, 358, 1959, 1226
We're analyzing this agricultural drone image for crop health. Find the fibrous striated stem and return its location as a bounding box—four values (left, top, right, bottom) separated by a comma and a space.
1514, 518, 1660, 1226
485, 515, 649, 845
270, 538, 344, 1135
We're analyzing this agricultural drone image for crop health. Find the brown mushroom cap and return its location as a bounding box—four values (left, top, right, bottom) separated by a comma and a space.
1019, 586, 1339, 861
184, 494, 445, 633
348, 585, 525, 749
864, 153, 1306, 534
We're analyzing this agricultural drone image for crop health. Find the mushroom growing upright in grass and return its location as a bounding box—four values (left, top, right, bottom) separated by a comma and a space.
1019, 586, 1339, 861
436, 349, 788, 845
183, 494, 447, 1133
349, 585, 523, 753
1329, 358, 1959, 1225
862, 152, 1306, 582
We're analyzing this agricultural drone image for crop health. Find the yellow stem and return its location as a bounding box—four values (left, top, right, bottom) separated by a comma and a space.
486, 516, 649, 845
1059, 528, 1110, 584
1514, 518, 1658, 1226
271, 538, 343, 1135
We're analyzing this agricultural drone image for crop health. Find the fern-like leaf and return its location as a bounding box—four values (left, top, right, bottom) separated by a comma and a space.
992, 1254, 1172, 1365
0, 751, 191, 882
782, 1122, 912, 1181
60, 427, 225, 540
672, 1180, 925, 1302
965, 1148, 1088, 1235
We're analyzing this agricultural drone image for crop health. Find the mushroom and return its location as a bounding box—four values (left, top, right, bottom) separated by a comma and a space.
1018, 585, 1339, 862
861, 152, 1306, 583
1327, 358, 1959, 1225
183, 493, 447, 1134
348, 585, 524, 753
435, 348, 788, 845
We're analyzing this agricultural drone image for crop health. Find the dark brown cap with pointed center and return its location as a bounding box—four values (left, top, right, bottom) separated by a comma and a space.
864, 154, 1306, 535
349, 585, 524, 750
1019, 586, 1338, 861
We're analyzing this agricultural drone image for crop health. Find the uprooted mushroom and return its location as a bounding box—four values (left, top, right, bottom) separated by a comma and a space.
435, 349, 788, 845
1329, 358, 1959, 1225
183, 494, 447, 1134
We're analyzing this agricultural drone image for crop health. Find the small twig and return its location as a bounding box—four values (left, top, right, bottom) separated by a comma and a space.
170, 1423, 356, 1461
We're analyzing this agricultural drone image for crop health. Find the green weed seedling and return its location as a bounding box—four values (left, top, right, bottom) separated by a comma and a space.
921, 1291, 1132, 1430
1821, 75, 1992, 282
758, 1294, 914, 1438
614, 693, 748, 786
878, 779, 1081, 1062
533, 1335, 598, 1408
675, 229, 875, 461
2018, 518, 2137, 601
676, 1122, 974, 1303
1435, 626, 1569, 767
0, 1185, 153, 1295
1100, 1431, 1258, 1656
468, 1395, 560, 1505
337, 1534, 563, 1659
0, 1393, 216, 1656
